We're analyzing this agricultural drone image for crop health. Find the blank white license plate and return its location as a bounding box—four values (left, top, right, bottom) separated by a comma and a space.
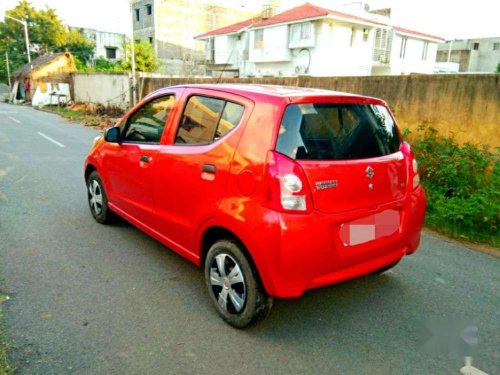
339, 209, 400, 246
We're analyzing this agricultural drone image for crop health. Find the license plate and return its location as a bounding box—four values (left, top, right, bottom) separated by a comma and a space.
339, 209, 400, 246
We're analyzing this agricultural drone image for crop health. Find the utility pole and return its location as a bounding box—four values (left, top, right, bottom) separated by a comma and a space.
5, 15, 31, 64
129, 0, 137, 106
5, 51, 11, 87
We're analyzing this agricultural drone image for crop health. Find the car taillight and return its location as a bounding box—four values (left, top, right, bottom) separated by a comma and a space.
412, 158, 420, 189
401, 142, 420, 190
263, 151, 312, 213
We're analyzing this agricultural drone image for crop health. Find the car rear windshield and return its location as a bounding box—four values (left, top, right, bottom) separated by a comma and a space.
276, 103, 401, 160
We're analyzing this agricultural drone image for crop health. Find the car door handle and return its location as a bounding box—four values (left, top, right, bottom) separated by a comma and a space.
201, 164, 216, 174
140, 155, 152, 163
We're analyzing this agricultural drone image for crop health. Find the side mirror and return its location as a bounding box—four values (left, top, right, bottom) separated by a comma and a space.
104, 127, 121, 143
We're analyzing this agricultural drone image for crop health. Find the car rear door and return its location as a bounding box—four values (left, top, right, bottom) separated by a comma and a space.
276, 97, 408, 215
151, 89, 253, 254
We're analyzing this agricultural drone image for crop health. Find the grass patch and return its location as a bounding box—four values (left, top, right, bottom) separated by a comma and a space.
47, 106, 86, 121
41, 103, 124, 129
405, 125, 499, 247
0, 294, 12, 375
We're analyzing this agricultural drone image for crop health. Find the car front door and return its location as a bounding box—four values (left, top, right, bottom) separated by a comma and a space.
151, 89, 251, 256
101, 93, 176, 227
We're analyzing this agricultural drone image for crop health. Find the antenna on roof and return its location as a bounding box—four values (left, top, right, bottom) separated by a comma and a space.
216, 48, 234, 84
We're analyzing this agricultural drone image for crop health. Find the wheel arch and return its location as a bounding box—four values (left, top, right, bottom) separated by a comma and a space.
84, 163, 97, 182
200, 226, 266, 290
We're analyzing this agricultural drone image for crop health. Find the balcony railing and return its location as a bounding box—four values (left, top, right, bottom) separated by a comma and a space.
372, 28, 392, 64
373, 48, 391, 64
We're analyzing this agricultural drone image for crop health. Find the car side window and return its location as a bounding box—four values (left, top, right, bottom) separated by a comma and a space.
216, 101, 244, 141
175, 95, 244, 145
122, 95, 175, 143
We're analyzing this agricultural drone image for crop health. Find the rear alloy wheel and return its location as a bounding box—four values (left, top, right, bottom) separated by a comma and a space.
87, 171, 114, 224
205, 240, 272, 328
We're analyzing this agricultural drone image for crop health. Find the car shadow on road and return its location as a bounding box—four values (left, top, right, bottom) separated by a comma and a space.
104, 216, 428, 348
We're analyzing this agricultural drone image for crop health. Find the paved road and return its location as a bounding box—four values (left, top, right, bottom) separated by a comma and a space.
0, 102, 499, 375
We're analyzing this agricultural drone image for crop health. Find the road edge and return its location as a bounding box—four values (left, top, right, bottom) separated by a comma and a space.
422, 228, 500, 258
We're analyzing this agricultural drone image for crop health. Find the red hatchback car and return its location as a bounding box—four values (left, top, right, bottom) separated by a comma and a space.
84, 84, 426, 328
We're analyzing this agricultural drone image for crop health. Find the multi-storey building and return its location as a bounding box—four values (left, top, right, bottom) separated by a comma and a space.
436, 37, 500, 72
72, 27, 127, 62
132, 0, 255, 75
195, 3, 443, 77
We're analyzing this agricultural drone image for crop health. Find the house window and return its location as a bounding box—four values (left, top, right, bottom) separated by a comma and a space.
473, 42, 479, 50
149, 37, 153, 44
350, 28, 356, 46
290, 22, 313, 45
135, 8, 140, 22
105, 47, 117, 59
400, 37, 407, 58
493, 42, 499, 50
422, 42, 429, 60
362, 29, 369, 42
146, 4, 152, 15
254, 29, 264, 49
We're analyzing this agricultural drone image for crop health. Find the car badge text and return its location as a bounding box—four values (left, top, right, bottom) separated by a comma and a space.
316, 180, 338, 190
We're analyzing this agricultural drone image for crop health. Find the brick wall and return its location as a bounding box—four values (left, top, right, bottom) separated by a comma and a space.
139, 74, 500, 148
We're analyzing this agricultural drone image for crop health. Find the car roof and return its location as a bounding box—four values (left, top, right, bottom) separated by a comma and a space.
151, 84, 381, 102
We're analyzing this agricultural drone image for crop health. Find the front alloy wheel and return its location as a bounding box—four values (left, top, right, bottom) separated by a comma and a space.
88, 179, 103, 216
87, 170, 113, 224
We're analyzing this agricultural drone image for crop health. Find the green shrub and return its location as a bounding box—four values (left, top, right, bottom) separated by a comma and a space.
406, 125, 499, 246
0, 294, 12, 375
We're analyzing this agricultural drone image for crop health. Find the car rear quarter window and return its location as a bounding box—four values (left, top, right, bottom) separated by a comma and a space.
276, 103, 401, 160
122, 95, 175, 143
175, 96, 244, 145
216, 101, 244, 140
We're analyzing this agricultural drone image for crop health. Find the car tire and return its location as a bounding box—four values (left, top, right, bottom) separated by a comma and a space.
87, 170, 114, 224
205, 240, 273, 329
371, 260, 400, 275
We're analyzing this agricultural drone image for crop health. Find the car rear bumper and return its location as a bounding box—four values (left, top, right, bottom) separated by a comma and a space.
255, 186, 426, 298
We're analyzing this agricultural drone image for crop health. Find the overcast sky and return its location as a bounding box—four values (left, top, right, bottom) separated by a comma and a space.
0, 0, 499, 39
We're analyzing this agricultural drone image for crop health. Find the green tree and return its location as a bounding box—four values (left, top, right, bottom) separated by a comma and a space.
122, 40, 160, 72
0, 38, 25, 84
94, 57, 126, 72
57, 29, 95, 65
496, 62, 500, 73
0, 0, 95, 83
1, 1, 67, 56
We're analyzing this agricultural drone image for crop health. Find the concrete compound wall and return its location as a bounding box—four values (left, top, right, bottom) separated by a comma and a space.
72, 72, 131, 109
140, 74, 500, 148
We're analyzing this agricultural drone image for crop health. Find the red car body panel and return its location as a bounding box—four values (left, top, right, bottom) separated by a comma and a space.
85, 84, 426, 298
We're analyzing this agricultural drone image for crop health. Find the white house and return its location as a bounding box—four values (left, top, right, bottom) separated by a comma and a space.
372, 26, 443, 75
197, 19, 254, 77
196, 3, 386, 77
72, 27, 127, 62
436, 37, 500, 73
195, 3, 443, 77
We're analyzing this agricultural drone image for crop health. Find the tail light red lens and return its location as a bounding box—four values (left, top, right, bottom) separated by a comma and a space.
263, 151, 313, 213
401, 142, 420, 190
412, 158, 420, 189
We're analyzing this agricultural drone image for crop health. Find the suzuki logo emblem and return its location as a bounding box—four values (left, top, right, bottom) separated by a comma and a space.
366, 166, 374, 179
